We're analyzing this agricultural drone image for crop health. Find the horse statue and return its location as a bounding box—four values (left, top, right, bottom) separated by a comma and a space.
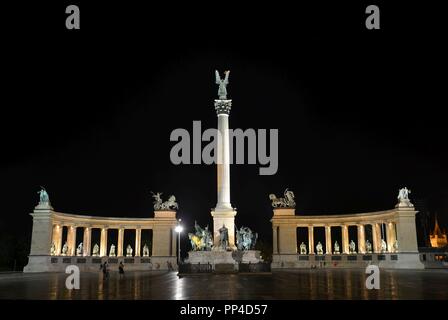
161, 195, 179, 210
236, 226, 258, 251
269, 188, 296, 208
188, 221, 212, 251
188, 233, 204, 251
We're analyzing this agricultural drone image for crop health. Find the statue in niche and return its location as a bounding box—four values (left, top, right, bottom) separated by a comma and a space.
333, 241, 340, 254
50, 242, 56, 256
92, 243, 100, 256
269, 188, 296, 208
381, 239, 387, 253
316, 241, 323, 255
76, 242, 83, 256
109, 244, 116, 257
143, 244, 150, 257
349, 240, 356, 254
62, 242, 68, 256
126, 245, 133, 257
299, 242, 307, 254
365, 240, 373, 253
393, 240, 399, 252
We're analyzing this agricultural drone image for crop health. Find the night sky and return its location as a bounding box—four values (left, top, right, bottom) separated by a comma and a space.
1, 1, 446, 264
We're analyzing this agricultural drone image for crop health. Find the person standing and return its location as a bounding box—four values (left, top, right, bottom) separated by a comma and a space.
119, 261, 125, 279
103, 261, 109, 280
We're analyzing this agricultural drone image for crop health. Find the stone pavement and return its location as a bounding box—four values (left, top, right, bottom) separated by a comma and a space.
0, 269, 447, 299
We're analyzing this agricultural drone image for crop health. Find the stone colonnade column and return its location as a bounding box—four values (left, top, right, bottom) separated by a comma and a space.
342, 225, 349, 254
67, 226, 77, 256
372, 223, 381, 253
117, 228, 124, 256
308, 226, 314, 254
52, 224, 63, 255
357, 224, 365, 254
100, 227, 108, 256
83, 227, 91, 256
135, 228, 141, 257
325, 226, 332, 254
387, 221, 397, 252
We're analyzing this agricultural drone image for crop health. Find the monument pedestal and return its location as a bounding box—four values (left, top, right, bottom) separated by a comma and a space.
185, 250, 263, 272
186, 250, 236, 265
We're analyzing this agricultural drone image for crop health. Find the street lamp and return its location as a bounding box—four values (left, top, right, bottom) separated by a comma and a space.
175, 219, 183, 265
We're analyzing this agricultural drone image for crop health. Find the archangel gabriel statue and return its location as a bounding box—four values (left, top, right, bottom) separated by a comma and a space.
215, 70, 230, 100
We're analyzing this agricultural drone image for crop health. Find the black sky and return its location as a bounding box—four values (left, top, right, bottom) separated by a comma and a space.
1, 1, 447, 254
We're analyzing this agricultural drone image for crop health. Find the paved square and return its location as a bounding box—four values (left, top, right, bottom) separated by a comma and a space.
0, 269, 447, 299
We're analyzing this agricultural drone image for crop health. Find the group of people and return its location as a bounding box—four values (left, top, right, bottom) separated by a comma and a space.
100, 261, 125, 280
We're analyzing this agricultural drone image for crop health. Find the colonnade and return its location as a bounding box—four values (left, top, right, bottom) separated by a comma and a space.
51, 225, 152, 257
272, 206, 419, 256
298, 222, 397, 254
24, 206, 179, 272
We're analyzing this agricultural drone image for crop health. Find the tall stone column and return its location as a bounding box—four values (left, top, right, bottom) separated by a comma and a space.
100, 227, 108, 257
308, 226, 314, 254
387, 221, 397, 252
342, 225, 349, 254
83, 227, 92, 256
67, 226, 77, 256
211, 98, 237, 249
135, 228, 141, 257
372, 223, 381, 253
52, 224, 62, 255
325, 226, 332, 254
117, 228, 124, 257
357, 224, 366, 254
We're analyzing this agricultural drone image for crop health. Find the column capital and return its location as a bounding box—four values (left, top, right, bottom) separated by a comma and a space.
214, 99, 232, 115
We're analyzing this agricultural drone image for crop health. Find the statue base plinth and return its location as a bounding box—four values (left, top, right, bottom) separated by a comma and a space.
186, 251, 237, 266
185, 250, 263, 268
34, 203, 54, 211
395, 201, 414, 208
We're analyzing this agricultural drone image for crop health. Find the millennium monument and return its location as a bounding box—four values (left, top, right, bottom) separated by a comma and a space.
211, 70, 237, 249
184, 71, 262, 270
23, 71, 427, 273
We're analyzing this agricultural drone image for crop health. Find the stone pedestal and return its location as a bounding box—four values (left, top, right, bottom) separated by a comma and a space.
233, 250, 263, 264
24, 205, 54, 272
185, 250, 263, 271
186, 250, 237, 266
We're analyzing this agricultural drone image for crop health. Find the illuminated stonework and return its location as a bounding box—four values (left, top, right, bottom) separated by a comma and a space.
430, 216, 447, 248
